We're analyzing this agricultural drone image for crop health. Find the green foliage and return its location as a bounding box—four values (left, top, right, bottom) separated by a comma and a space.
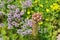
0, 0, 60, 40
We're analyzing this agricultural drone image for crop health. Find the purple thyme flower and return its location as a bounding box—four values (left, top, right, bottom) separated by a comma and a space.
20, 10, 24, 16
15, 8, 20, 13
25, 29, 32, 34
9, 11, 14, 15
10, 5, 16, 10
7, 18, 12, 22
14, 13, 21, 19
13, 13, 18, 18
25, 0, 32, 7
21, 0, 32, 8
16, 14, 21, 19
17, 29, 23, 34
21, 31, 28, 35
21, 29, 32, 35
11, 21, 19, 27
8, 23, 13, 29
21, 24, 28, 29
8, 15, 12, 18
7, 5, 16, 10
7, 14, 13, 22
28, 19, 33, 27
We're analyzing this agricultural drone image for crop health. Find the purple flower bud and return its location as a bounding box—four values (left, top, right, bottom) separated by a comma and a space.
21, 24, 27, 29
28, 19, 33, 27
21, 0, 32, 8
21, 29, 32, 35
11, 5, 16, 9
7, 5, 16, 10
20, 10, 24, 16
14, 13, 21, 19
13, 13, 18, 18
17, 14, 21, 19
9, 11, 14, 15
8, 23, 13, 29
25, 29, 32, 34
25, 0, 32, 7
15, 8, 20, 13
7, 18, 12, 22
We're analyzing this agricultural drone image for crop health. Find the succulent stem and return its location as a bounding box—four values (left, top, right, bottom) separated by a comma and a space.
32, 21, 39, 40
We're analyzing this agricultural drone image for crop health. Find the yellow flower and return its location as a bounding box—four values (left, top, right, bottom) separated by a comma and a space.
27, 11, 30, 15
50, 5, 53, 8
50, 3, 59, 10
46, 8, 50, 13
39, 4, 43, 8
45, 18, 49, 21
38, 22, 43, 25
34, 0, 38, 3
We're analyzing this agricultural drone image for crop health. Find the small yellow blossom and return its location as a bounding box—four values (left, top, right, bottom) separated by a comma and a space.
50, 3, 59, 10
38, 22, 43, 25
34, 0, 38, 3
39, 4, 43, 8
45, 18, 49, 21
27, 11, 30, 15
50, 5, 53, 8
46, 8, 50, 13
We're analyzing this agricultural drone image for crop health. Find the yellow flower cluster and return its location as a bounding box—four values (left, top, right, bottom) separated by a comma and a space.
38, 21, 43, 25
34, 0, 38, 3
50, 3, 60, 10
27, 11, 30, 15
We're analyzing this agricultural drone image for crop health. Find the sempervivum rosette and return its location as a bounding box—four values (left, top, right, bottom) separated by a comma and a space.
31, 12, 42, 40
32, 13, 42, 23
